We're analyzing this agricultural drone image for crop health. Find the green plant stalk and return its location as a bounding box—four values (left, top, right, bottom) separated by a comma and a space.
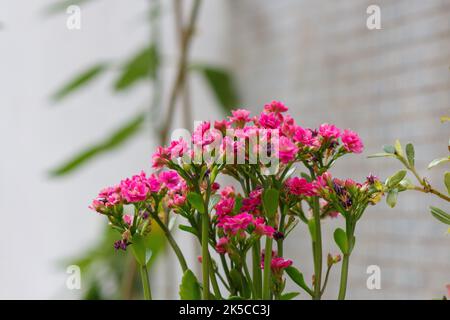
338, 254, 350, 300
312, 197, 323, 300
242, 255, 257, 299
150, 211, 188, 273
209, 260, 222, 299
140, 265, 152, 300
252, 241, 262, 298
201, 213, 210, 300
262, 236, 273, 300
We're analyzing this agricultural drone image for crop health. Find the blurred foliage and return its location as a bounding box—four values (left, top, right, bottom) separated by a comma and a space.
48, 0, 239, 299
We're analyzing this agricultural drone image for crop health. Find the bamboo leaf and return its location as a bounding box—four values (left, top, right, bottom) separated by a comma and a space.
49, 112, 145, 176
114, 45, 159, 91
192, 64, 239, 113
52, 63, 108, 101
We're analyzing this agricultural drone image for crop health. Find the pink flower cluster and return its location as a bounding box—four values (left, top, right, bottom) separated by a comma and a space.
89, 170, 184, 213
285, 177, 317, 197
260, 251, 293, 273
150, 100, 364, 170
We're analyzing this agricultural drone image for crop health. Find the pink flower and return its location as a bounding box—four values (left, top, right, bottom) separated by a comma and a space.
152, 146, 171, 168
215, 237, 230, 254
123, 214, 133, 226
280, 115, 296, 138
159, 170, 180, 190
318, 123, 341, 139
220, 186, 235, 198
271, 257, 293, 271
214, 119, 230, 133
215, 197, 235, 218
168, 138, 189, 159
285, 177, 316, 196
264, 100, 288, 113
229, 109, 251, 127
167, 193, 187, 208
278, 136, 298, 164
147, 174, 161, 193
89, 185, 122, 213
293, 126, 314, 146
253, 217, 275, 237
120, 172, 150, 203
258, 112, 281, 129
315, 172, 332, 189
341, 129, 364, 153
217, 212, 253, 235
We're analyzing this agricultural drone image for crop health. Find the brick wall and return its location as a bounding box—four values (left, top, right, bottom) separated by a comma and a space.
227, 0, 450, 299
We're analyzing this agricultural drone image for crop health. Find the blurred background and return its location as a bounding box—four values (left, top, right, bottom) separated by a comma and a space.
0, 0, 448, 299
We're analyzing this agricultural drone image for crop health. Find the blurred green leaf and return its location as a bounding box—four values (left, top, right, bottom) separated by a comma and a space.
114, 45, 159, 91
444, 172, 450, 194
386, 189, 398, 208
179, 269, 201, 300
263, 188, 279, 219
280, 292, 300, 300
428, 157, 450, 169
187, 192, 205, 213
394, 140, 403, 157
387, 170, 407, 188
367, 152, 396, 159
52, 63, 108, 101
45, 0, 95, 15
131, 234, 152, 266
383, 145, 396, 154
333, 228, 348, 254
192, 64, 239, 113
285, 266, 312, 296
179, 224, 198, 237
430, 206, 450, 225
405, 143, 415, 167
50, 112, 145, 176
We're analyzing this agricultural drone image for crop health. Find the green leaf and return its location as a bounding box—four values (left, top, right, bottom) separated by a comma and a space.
192, 64, 239, 113
179, 224, 198, 236
187, 192, 205, 214
367, 152, 396, 159
405, 143, 415, 167
386, 189, 398, 208
280, 292, 300, 300
49, 112, 145, 176
430, 206, 450, 225
52, 63, 108, 101
285, 266, 312, 296
131, 234, 152, 266
387, 170, 407, 188
208, 194, 221, 213
179, 269, 201, 300
334, 228, 349, 254
444, 172, 450, 195
229, 268, 244, 292
114, 45, 159, 91
383, 145, 396, 154
228, 296, 245, 300
263, 188, 279, 219
394, 139, 403, 157
428, 157, 450, 169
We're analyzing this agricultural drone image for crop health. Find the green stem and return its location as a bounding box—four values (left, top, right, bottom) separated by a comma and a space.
252, 242, 262, 298
209, 260, 222, 299
140, 265, 152, 300
151, 211, 188, 273
338, 254, 349, 300
201, 213, 210, 300
312, 197, 323, 300
262, 236, 273, 300
242, 255, 257, 299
